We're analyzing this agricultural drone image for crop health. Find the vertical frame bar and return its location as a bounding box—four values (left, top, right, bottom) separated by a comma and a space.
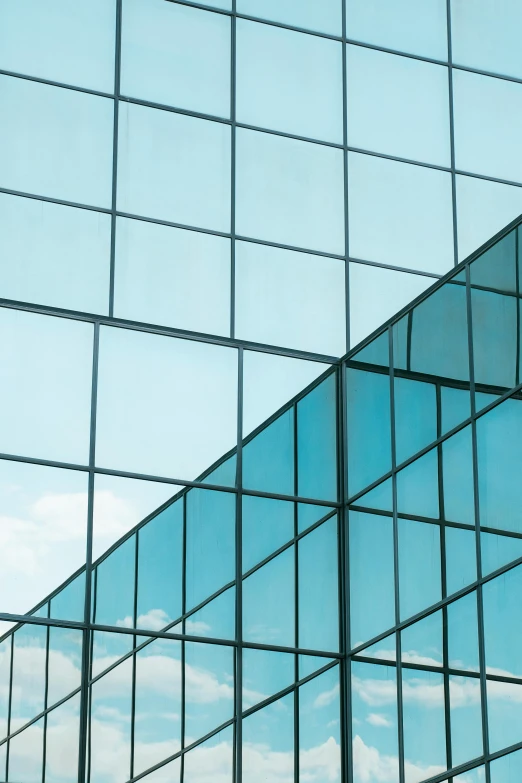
235, 345, 244, 783
229, 0, 237, 339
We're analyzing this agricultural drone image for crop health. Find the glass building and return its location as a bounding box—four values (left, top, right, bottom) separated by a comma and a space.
1, 1, 522, 782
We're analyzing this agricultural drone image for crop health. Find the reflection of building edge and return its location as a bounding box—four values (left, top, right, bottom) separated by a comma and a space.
2, 215, 522, 782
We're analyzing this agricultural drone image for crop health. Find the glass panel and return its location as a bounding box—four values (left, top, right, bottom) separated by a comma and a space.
451, 0, 522, 79
10, 625, 47, 732
298, 503, 333, 534
351, 661, 399, 783
398, 519, 441, 620
442, 426, 475, 526
184, 725, 233, 783
243, 410, 295, 496
394, 376, 437, 465
0, 638, 11, 740
351, 330, 390, 367
450, 675, 483, 767
487, 678, 522, 753
235, 241, 346, 357
121, 0, 230, 117
448, 592, 480, 672
236, 128, 345, 255
45, 695, 81, 783
236, 0, 342, 35
299, 667, 341, 783
441, 386, 471, 436
402, 611, 442, 666
0, 458, 88, 617
490, 747, 522, 782
186, 489, 235, 611
242, 693, 294, 780
346, 0, 448, 59
94, 536, 135, 628
8, 718, 44, 783
402, 669, 446, 782
346, 368, 391, 497
351, 478, 393, 513
298, 518, 339, 652
453, 69, 522, 184
348, 152, 454, 273
242, 648, 294, 710
396, 450, 440, 519
90, 656, 133, 782
243, 547, 295, 647
185, 586, 235, 640
96, 326, 237, 480
350, 511, 395, 646
0, 0, 116, 90
297, 374, 338, 501
0, 75, 113, 206
299, 654, 335, 679
346, 46, 450, 166
471, 288, 517, 391
91, 630, 132, 679
237, 20, 342, 143
470, 230, 517, 294
483, 565, 522, 678
184, 642, 234, 743
0, 309, 93, 463
117, 103, 231, 231
481, 531, 522, 576
115, 217, 230, 336
47, 627, 83, 707
139, 757, 180, 782
446, 527, 477, 596
242, 495, 294, 574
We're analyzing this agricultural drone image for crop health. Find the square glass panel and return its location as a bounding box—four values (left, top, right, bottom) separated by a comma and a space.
121, 0, 230, 118
236, 20, 343, 143
0, 0, 116, 91
237, 0, 342, 35
348, 152, 454, 273
0, 75, 113, 206
236, 128, 345, 255
117, 102, 231, 231
346, 46, 450, 166
451, 0, 522, 79
114, 217, 231, 336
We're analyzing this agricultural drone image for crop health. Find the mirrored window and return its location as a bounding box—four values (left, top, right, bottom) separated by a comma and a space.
487, 678, 522, 753
297, 374, 338, 502
237, 0, 342, 35
90, 656, 133, 780
299, 519, 339, 652
398, 518, 441, 620
299, 667, 341, 782
185, 642, 234, 742
402, 669, 446, 782
243, 693, 294, 780
243, 547, 295, 648
451, 0, 522, 79
242, 648, 294, 710
184, 725, 233, 782
45, 694, 81, 783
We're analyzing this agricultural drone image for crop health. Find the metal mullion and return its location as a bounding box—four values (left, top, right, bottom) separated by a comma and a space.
230, 2, 237, 340
348, 255, 441, 280
235, 344, 243, 783
129, 531, 139, 780
42, 622, 51, 783
339, 360, 352, 783
293, 399, 299, 783
516, 228, 521, 386
5, 634, 13, 782
181, 494, 187, 781
109, 0, 123, 317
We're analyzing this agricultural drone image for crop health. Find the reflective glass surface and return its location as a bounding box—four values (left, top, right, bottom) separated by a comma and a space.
451, 0, 522, 79
236, 0, 342, 35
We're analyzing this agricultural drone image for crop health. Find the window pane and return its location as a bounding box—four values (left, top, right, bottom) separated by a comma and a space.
8, 718, 44, 783
394, 377, 437, 465
348, 152, 454, 273
470, 230, 517, 294
0, 309, 93, 463
185, 642, 234, 742
0, 0, 116, 91
442, 426, 475, 526
481, 531, 522, 577
397, 450, 440, 519
242, 648, 294, 710
243, 547, 295, 647
0, 194, 110, 314
450, 675, 483, 767
471, 288, 517, 390
90, 656, 133, 781
0, 76, 113, 207
402, 611, 442, 666
448, 592, 480, 672
45, 695, 81, 783
452, 0, 522, 79
114, 217, 230, 336
237, 20, 342, 143
446, 527, 477, 596
47, 627, 83, 708
243, 693, 294, 780
117, 103, 231, 231
398, 519, 441, 620
11, 625, 47, 731
243, 410, 295, 496
184, 725, 233, 783
346, 0, 447, 59
297, 374, 338, 502
298, 519, 339, 652
402, 669, 446, 782
242, 495, 294, 574
236, 128, 345, 254
453, 69, 522, 184
121, 0, 230, 118
483, 565, 522, 678
490, 748, 522, 782
236, 0, 341, 35
347, 46, 450, 166
96, 326, 237, 480
235, 240, 346, 356
487, 678, 522, 753
185, 585, 235, 641
299, 667, 341, 783
94, 536, 135, 628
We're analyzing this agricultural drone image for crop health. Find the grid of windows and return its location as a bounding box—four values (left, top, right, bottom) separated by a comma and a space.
3, 0, 522, 356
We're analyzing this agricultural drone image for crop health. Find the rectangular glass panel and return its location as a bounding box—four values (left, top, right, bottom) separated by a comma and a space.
402, 669, 446, 782
297, 374, 338, 502
242, 693, 294, 780
243, 547, 295, 648
45, 695, 81, 783
398, 519, 441, 620
299, 667, 341, 783
452, 0, 522, 79
184, 642, 234, 743
298, 518, 339, 652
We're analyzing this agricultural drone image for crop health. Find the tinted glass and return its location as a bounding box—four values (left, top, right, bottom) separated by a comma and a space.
452, 0, 522, 79
237, 0, 342, 35
297, 374, 338, 501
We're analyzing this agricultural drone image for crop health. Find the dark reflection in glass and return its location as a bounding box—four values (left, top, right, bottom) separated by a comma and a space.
243, 409, 295, 496
242, 495, 294, 574
185, 642, 234, 745
398, 519, 441, 620
243, 692, 294, 781
297, 374, 338, 502
299, 518, 339, 652
243, 547, 295, 648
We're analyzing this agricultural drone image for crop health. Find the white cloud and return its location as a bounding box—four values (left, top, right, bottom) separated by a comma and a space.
367, 713, 392, 728
314, 684, 340, 709
353, 735, 446, 783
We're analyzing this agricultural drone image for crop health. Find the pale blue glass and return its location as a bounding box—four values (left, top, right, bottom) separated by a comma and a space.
443, 426, 475, 526
394, 377, 437, 465
186, 489, 235, 611
352, 477, 393, 512
47, 627, 83, 708
0, 194, 110, 314
185, 642, 234, 743
487, 678, 522, 753
401, 611, 442, 666
242, 693, 294, 780
453, 69, 522, 184
481, 531, 522, 576
118, 102, 231, 231
185, 586, 235, 640
490, 748, 522, 782
0, 638, 11, 741
396, 449, 440, 519
242, 495, 294, 574
299, 654, 334, 679
398, 519, 441, 620
8, 717, 44, 783
346, 0, 448, 59
483, 565, 522, 678
45, 694, 81, 783
91, 630, 132, 677
0, 76, 113, 206
0, 0, 116, 91
448, 592, 480, 672
237, 20, 343, 142
0, 309, 93, 464
402, 669, 446, 782
348, 152, 454, 273
202, 454, 237, 487
184, 726, 232, 782
236, 128, 345, 254
299, 518, 339, 652
243, 410, 295, 496
243, 548, 294, 647
90, 657, 133, 779
446, 527, 477, 596
237, 0, 341, 35
115, 217, 230, 336
10, 625, 46, 730
94, 536, 135, 628
299, 667, 341, 783
450, 675, 483, 767
472, 289, 517, 390
242, 648, 294, 710
121, 0, 230, 117
350, 511, 395, 646
346, 46, 450, 166
297, 374, 337, 501
451, 0, 522, 79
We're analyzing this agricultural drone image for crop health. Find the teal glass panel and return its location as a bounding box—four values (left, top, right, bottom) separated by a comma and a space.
0, 75, 113, 207
297, 503, 332, 535
357, 634, 396, 664
242, 693, 294, 780
185, 586, 235, 641
185, 642, 234, 742
398, 519, 441, 620
243, 409, 295, 496
450, 675, 483, 767
452, 0, 522, 79
396, 449, 440, 519
490, 748, 522, 782
346, 368, 391, 497
448, 592, 480, 672
47, 627, 83, 708
137, 499, 183, 631
446, 527, 477, 595
236, 0, 342, 35
476, 398, 522, 533
242, 495, 294, 574
49, 574, 86, 624
299, 667, 341, 783
487, 678, 522, 753
298, 518, 339, 652
118, 102, 231, 231
440, 386, 471, 436
243, 547, 295, 648
299, 654, 334, 679
392, 315, 408, 370
242, 648, 294, 710
394, 376, 437, 465
481, 531, 522, 576
236, 20, 343, 143
11, 625, 47, 731
352, 478, 393, 513
186, 489, 235, 611
184, 726, 232, 783
470, 230, 517, 294
351, 661, 399, 783
442, 426, 475, 526
297, 374, 337, 501
201, 454, 237, 488
90, 657, 133, 780
91, 630, 132, 678
401, 611, 442, 667
0, 637, 11, 741
483, 565, 522, 678
472, 288, 517, 390
350, 330, 390, 367
402, 669, 446, 781
0, 0, 116, 91
94, 536, 135, 628
349, 512, 395, 646
121, 0, 230, 118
